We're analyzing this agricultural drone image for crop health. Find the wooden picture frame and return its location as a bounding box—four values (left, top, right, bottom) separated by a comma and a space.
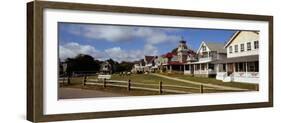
27, 1, 273, 122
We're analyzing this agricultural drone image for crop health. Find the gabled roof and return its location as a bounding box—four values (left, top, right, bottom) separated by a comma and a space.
224, 31, 240, 48
144, 56, 157, 64
205, 42, 226, 53
197, 41, 226, 53
224, 31, 259, 48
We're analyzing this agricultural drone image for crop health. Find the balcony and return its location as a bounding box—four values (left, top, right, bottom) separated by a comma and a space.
199, 57, 213, 62
186, 57, 197, 61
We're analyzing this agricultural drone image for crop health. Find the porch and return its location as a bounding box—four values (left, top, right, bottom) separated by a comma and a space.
215, 55, 259, 84
186, 61, 217, 77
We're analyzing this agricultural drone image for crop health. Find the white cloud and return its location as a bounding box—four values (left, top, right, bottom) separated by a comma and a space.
135, 28, 179, 45
60, 42, 161, 62
144, 44, 158, 56
60, 24, 184, 62
105, 47, 144, 62
59, 42, 105, 61
66, 24, 181, 45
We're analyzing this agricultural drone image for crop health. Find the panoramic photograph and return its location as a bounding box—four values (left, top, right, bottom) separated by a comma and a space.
58, 22, 260, 99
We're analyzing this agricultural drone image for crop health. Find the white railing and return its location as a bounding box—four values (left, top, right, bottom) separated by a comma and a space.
233, 72, 259, 78
194, 69, 216, 75
199, 57, 213, 61
207, 69, 216, 74
187, 57, 196, 61
216, 72, 259, 83
216, 72, 227, 80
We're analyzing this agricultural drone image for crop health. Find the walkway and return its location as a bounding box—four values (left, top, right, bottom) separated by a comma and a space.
58, 87, 126, 99
151, 73, 249, 91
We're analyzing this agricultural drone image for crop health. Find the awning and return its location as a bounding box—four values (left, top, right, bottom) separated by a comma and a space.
213, 55, 259, 64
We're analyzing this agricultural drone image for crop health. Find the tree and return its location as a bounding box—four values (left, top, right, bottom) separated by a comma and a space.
115, 61, 134, 72
106, 58, 118, 73
65, 54, 101, 76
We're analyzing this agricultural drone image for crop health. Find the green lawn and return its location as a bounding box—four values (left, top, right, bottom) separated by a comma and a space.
87, 74, 201, 93
158, 73, 258, 90
61, 73, 258, 95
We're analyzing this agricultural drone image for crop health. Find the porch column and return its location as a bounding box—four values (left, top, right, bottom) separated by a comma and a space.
199, 64, 201, 74
184, 65, 186, 71
206, 63, 209, 74
245, 62, 248, 76
194, 64, 196, 73
216, 64, 219, 72
170, 65, 172, 73
225, 63, 228, 73
233, 63, 236, 73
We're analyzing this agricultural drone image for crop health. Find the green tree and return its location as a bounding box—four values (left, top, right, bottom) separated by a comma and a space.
65, 54, 101, 76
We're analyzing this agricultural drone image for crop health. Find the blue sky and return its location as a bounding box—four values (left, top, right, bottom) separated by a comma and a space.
59, 22, 236, 62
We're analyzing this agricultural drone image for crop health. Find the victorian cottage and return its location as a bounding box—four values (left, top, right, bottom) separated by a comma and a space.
185, 41, 227, 77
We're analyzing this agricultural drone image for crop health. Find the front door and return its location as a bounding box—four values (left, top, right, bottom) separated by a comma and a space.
227, 63, 234, 76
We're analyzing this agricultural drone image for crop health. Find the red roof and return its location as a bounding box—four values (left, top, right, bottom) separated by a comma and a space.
167, 61, 185, 65
162, 52, 176, 58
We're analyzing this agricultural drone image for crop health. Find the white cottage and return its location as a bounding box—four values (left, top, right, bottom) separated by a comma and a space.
186, 41, 226, 77
215, 31, 259, 83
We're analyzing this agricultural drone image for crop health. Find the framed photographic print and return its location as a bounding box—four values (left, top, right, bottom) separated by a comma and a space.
27, 0, 273, 122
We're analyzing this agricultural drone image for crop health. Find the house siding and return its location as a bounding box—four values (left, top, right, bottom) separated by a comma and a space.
226, 31, 259, 58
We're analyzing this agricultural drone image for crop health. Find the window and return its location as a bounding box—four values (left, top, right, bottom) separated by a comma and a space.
222, 64, 226, 72
240, 44, 244, 52
234, 45, 238, 53
235, 62, 245, 72
201, 64, 205, 70
247, 61, 259, 72
229, 46, 233, 53
254, 41, 259, 49
208, 64, 214, 70
202, 46, 206, 52
247, 42, 251, 51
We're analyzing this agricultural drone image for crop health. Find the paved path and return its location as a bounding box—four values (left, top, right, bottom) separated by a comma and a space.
151, 73, 249, 91
58, 87, 126, 99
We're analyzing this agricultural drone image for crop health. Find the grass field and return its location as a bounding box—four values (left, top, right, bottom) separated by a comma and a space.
65, 74, 201, 93
158, 73, 258, 90
60, 73, 258, 97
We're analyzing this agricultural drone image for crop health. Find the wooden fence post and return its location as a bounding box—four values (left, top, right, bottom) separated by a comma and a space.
200, 84, 204, 93
159, 80, 163, 94
128, 79, 131, 91
83, 75, 87, 86
103, 78, 106, 88
62, 77, 65, 86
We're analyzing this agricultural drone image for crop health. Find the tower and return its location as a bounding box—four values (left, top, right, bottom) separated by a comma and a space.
177, 37, 188, 63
